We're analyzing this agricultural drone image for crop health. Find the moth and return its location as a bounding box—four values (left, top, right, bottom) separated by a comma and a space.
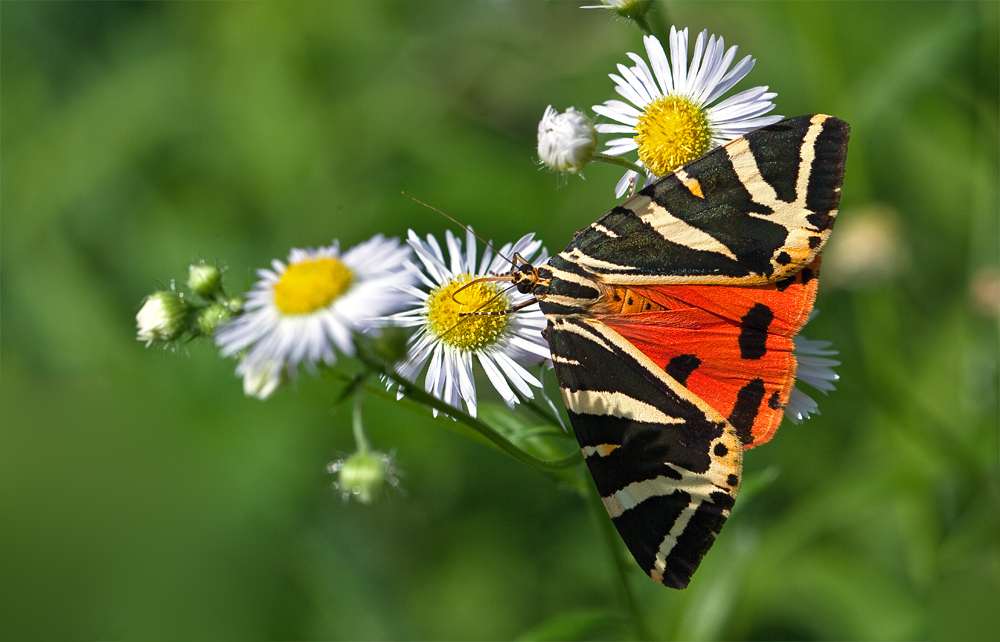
505, 114, 850, 588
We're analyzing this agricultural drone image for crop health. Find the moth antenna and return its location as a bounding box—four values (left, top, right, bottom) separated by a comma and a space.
450, 275, 513, 305
459, 283, 520, 315
462, 294, 539, 317
402, 192, 517, 268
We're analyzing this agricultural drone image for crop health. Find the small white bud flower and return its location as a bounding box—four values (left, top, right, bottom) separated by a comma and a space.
188, 263, 222, 297
537, 105, 597, 174
136, 291, 187, 345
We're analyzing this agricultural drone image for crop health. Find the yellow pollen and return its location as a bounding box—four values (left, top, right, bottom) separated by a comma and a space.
274, 257, 353, 315
425, 274, 511, 352
634, 95, 712, 176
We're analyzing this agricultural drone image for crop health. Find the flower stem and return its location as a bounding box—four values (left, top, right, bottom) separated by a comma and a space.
329, 347, 582, 472
381, 365, 581, 471
633, 14, 655, 37
352, 386, 372, 454
586, 479, 651, 640
595, 152, 645, 176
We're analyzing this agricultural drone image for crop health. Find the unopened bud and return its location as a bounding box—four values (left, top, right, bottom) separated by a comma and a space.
196, 303, 232, 336
188, 263, 222, 297
537, 106, 597, 174
136, 291, 187, 345
328, 450, 399, 504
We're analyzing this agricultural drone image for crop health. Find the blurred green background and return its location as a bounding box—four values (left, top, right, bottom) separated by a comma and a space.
2, 1, 997, 640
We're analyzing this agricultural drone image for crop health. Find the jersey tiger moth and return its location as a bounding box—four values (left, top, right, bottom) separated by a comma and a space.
505, 114, 850, 588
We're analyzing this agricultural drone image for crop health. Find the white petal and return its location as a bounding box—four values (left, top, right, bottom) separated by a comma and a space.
494, 350, 542, 392
625, 52, 662, 100
479, 352, 517, 407
645, 33, 673, 95
465, 227, 477, 276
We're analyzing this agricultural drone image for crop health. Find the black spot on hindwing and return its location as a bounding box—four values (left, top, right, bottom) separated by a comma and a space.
666, 354, 701, 385
729, 378, 766, 445
738, 304, 774, 359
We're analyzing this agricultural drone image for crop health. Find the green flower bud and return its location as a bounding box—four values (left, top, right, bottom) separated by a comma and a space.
136, 291, 188, 345
196, 302, 232, 336
328, 450, 399, 504
226, 296, 244, 315
188, 263, 222, 297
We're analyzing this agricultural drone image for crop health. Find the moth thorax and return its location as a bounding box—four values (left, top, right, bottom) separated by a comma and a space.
600, 285, 668, 314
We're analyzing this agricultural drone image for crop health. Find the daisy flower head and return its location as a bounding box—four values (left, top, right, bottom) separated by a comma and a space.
537, 105, 598, 175
593, 27, 784, 197
215, 234, 413, 399
383, 228, 551, 418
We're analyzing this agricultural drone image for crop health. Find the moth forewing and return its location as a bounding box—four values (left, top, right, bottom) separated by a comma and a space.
563, 115, 849, 287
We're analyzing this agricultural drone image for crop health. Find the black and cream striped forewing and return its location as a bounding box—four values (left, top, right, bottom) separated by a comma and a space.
561, 114, 849, 286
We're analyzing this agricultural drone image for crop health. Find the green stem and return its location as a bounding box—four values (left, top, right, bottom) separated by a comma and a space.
633, 14, 655, 37
649, 3, 671, 40
586, 480, 651, 641
595, 153, 645, 176
381, 365, 581, 472
352, 386, 372, 454
324, 359, 582, 472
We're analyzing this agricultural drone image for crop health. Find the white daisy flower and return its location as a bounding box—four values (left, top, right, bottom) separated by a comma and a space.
215, 234, 413, 399
787, 332, 840, 424
537, 105, 598, 174
593, 27, 784, 197
382, 228, 551, 418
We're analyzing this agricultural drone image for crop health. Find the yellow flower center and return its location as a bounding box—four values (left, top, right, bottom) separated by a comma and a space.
273, 257, 353, 315
634, 94, 712, 176
425, 274, 511, 352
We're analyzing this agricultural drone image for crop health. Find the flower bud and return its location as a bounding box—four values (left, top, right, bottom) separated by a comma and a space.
537, 106, 597, 174
196, 303, 232, 336
188, 263, 222, 297
136, 291, 187, 345
583, 1, 654, 21
328, 450, 398, 504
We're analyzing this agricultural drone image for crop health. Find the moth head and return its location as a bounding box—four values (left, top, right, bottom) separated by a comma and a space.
512, 262, 537, 294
